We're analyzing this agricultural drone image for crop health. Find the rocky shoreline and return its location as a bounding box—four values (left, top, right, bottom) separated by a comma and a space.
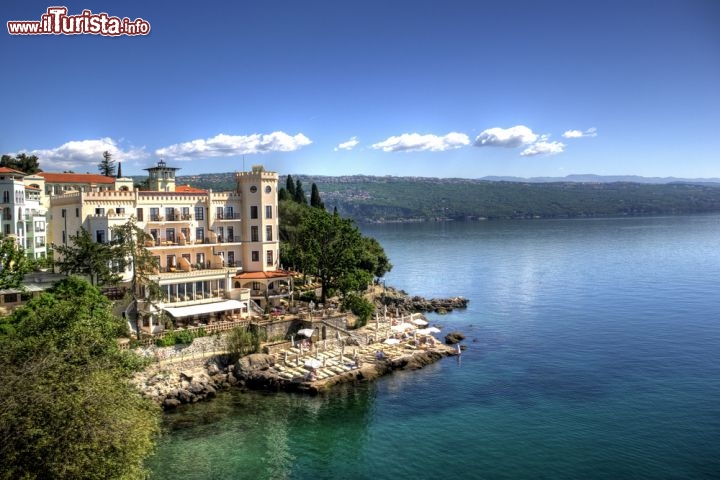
374, 285, 468, 314
131, 288, 467, 410
133, 338, 458, 410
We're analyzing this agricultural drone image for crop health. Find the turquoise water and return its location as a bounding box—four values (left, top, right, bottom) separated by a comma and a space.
147, 215, 720, 479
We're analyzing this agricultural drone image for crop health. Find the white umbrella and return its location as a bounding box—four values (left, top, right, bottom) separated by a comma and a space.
298, 328, 314, 337
412, 318, 428, 326
304, 358, 322, 369
391, 322, 415, 332
426, 326, 441, 333
384, 338, 400, 345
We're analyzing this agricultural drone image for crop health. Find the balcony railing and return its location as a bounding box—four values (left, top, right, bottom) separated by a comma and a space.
215, 213, 241, 220
216, 236, 241, 243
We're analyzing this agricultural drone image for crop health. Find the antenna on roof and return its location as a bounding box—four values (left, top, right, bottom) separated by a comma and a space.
243, 155, 245, 172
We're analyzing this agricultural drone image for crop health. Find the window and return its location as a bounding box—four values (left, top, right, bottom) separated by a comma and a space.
265, 205, 272, 219
265, 225, 272, 241
250, 186, 257, 193
225, 206, 234, 219
250, 205, 258, 219
136, 208, 144, 221
227, 226, 235, 242
195, 206, 204, 220
75, 207, 79, 217
95, 207, 104, 216
216, 226, 224, 242
165, 207, 175, 221
196, 253, 205, 267
252, 251, 259, 262
181, 207, 190, 220
251, 226, 258, 242
150, 207, 159, 221
166, 228, 175, 243
227, 251, 235, 266
181, 227, 190, 242
196, 227, 204, 243
96, 230, 106, 243
216, 206, 223, 219
61, 209, 66, 218
265, 185, 272, 194
2, 191, 8, 203
115, 207, 125, 215
150, 229, 159, 244
266, 250, 273, 266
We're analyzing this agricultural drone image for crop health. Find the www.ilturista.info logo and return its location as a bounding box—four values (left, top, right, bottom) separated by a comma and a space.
7, 7, 150, 36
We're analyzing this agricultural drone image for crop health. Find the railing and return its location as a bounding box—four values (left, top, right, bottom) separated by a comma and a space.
214, 213, 242, 220
216, 236, 241, 243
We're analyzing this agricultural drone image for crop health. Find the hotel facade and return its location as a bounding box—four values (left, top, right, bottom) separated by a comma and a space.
46, 161, 292, 334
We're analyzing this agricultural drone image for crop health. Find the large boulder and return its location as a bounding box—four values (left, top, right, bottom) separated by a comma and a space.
234, 353, 275, 376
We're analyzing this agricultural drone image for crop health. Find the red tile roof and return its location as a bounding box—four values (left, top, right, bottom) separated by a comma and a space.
233, 270, 293, 280
0, 167, 27, 176
39, 172, 116, 184
175, 184, 206, 193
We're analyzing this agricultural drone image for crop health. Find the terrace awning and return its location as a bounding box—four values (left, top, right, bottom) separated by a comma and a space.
163, 300, 247, 318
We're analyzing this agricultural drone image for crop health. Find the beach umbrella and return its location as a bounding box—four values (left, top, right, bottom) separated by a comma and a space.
304, 358, 322, 369
384, 338, 400, 345
412, 318, 428, 326
426, 326, 441, 333
298, 328, 314, 337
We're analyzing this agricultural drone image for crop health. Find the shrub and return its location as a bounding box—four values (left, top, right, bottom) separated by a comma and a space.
342, 293, 374, 327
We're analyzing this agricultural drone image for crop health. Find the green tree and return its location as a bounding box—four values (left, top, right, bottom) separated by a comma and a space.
111, 217, 161, 338
295, 208, 366, 302
294, 179, 307, 205
98, 150, 116, 177
0, 277, 160, 480
285, 174, 296, 198
310, 182, 324, 209
0, 153, 42, 174
358, 236, 392, 278
0, 237, 31, 289
54, 228, 117, 286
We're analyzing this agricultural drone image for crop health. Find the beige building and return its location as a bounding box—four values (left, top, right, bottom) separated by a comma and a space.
48, 161, 292, 335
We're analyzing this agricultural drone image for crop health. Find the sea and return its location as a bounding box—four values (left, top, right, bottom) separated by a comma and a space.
147, 215, 720, 480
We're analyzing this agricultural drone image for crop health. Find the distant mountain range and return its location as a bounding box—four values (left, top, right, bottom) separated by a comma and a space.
478, 174, 720, 184
131, 172, 720, 223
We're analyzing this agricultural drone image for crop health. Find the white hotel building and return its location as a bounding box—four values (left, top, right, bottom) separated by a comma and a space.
48, 161, 292, 334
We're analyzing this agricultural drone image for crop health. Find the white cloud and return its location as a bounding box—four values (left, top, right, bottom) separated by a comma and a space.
156, 131, 312, 160
562, 127, 597, 138
520, 141, 565, 156
334, 136, 359, 151
474, 125, 538, 148
371, 132, 470, 152
13, 137, 147, 172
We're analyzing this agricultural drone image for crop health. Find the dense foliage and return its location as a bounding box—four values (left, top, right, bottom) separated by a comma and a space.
0, 277, 160, 480
0, 236, 31, 290
0, 153, 42, 174
280, 204, 391, 302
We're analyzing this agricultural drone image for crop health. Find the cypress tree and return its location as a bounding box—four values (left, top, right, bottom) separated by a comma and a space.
294, 180, 307, 205
310, 183, 324, 209
286, 175, 296, 198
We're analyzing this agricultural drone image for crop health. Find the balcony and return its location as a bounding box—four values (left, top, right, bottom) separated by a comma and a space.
216, 236, 241, 244
214, 213, 242, 221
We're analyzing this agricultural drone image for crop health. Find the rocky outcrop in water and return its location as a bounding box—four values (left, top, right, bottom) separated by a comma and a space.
374, 286, 468, 315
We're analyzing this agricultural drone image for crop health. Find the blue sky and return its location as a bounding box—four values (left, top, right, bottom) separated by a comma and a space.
2, 0, 719, 179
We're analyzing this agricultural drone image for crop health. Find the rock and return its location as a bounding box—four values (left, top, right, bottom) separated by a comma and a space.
235, 353, 275, 375
444, 332, 465, 344
163, 398, 181, 410
207, 363, 221, 376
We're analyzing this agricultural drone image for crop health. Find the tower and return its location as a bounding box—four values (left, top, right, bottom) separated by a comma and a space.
144, 159, 179, 192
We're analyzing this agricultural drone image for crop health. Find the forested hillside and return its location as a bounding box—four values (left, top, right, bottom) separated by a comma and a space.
161, 173, 720, 223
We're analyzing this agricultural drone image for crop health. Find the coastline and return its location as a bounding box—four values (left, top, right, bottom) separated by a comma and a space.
132, 294, 465, 409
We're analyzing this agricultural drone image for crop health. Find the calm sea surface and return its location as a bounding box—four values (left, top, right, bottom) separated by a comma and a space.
147, 215, 720, 479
